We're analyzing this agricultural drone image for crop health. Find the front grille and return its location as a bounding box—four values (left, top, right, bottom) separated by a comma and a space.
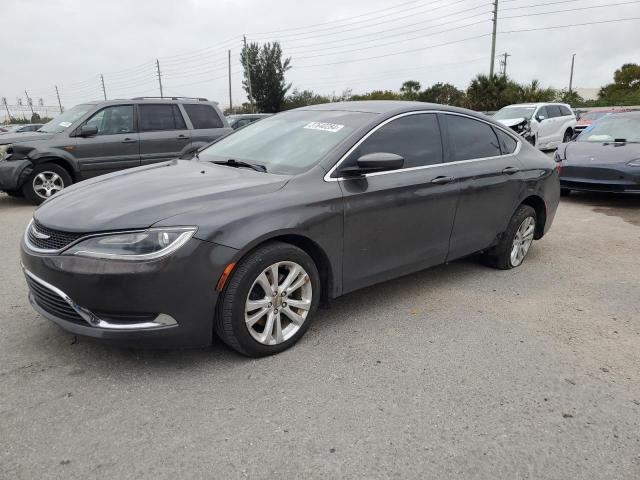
27, 220, 86, 251
25, 274, 85, 324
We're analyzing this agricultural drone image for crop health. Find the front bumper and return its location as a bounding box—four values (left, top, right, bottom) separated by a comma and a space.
0, 159, 32, 191
21, 237, 239, 348
560, 164, 640, 193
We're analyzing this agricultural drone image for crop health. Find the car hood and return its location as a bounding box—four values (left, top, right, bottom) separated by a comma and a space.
34, 160, 289, 232
0, 131, 55, 144
497, 117, 527, 127
562, 141, 640, 165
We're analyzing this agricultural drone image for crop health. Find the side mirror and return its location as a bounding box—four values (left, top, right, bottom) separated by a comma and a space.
79, 125, 98, 137
536, 115, 546, 122
340, 152, 404, 176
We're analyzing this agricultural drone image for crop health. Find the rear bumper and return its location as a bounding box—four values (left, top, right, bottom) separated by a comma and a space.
0, 159, 32, 191
21, 237, 239, 348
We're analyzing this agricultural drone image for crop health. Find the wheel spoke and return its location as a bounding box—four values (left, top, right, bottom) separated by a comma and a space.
36, 173, 46, 183
246, 307, 269, 327
256, 272, 274, 296
246, 298, 270, 312
279, 264, 301, 292
260, 310, 275, 344
281, 306, 304, 326
286, 298, 311, 311
288, 273, 309, 293
274, 313, 284, 343
269, 263, 279, 291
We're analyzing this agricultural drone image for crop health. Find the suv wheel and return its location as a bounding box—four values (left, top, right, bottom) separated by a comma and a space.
215, 242, 320, 357
22, 163, 72, 205
563, 129, 573, 143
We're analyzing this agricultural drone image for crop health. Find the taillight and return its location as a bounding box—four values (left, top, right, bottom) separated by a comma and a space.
555, 163, 562, 174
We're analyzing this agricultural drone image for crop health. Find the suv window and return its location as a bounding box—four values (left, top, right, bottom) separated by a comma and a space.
559, 105, 573, 116
345, 113, 443, 170
547, 105, 562, 118
444, 114, 501, 161
85, 105, 135, 135
138, 104, 186, 132
184, 104, 223, 129
494, 128, 518, 154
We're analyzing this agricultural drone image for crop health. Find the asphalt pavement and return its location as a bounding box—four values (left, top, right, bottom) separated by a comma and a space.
1, 191, 639, 479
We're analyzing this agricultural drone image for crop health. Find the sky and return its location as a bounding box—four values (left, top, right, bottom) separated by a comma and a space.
1, 0, 639, 115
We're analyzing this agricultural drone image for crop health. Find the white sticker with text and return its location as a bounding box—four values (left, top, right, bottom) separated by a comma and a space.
304, 122, 344, 133
59, 121, 72, 127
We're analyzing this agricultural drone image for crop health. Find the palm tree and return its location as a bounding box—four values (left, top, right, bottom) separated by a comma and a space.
400, 80, 422, 100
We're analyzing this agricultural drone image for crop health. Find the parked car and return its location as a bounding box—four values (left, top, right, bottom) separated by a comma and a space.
21, 101, 559, 356
0, 123, 44, 134
557, 111, 640, 194
494, 103, 576, 150
0, 97, 231, 204
227, 113, 272, 130
574, 108, 633, 134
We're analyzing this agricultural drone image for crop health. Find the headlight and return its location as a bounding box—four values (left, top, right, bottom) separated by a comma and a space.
64, 227, 196, 260
627, 159, 640, 167
0, 144, 9, 161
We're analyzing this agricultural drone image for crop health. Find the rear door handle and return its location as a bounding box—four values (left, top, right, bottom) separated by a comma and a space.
122, 137, 137, 143
502, 166, 520, 174
177, 135, 189, 140
431, 176, 455, 185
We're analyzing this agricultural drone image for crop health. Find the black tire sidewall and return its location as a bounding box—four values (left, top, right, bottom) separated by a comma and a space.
219, 243, 320, 357
488, 205, 537, 270
22, 163, 72, 205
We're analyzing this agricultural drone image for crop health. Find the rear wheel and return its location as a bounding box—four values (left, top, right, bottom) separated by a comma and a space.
5, 190, 23, 198
214, 242, 320, 357
22, 163, 72, 205
560, 188, 571, 197
484, 205, 537, 270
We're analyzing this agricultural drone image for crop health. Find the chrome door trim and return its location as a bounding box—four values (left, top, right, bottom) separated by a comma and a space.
323, 110, 522, 182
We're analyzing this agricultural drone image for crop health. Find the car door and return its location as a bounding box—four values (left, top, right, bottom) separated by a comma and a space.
73, 104, 140, 179
441, 113, 524, 260
138, 103, 191, 165
337, 112, 460, 293
535, 106, 554, 146
546, 105, 564, 143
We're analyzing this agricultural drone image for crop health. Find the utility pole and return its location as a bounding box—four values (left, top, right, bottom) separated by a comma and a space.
24, 90, 35, 116
568, 53, 576, 93
228, 49, 233, 114
2, 97, 11, 122
100, 74, 107, 100
55, 85, 64, 113
489, 0, 499, 77
499, 52, 510, 77
156, 59, 164, 98
243, 35, 255, 113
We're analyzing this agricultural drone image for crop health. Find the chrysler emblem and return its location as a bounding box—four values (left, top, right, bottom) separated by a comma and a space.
31, 225, 50, 240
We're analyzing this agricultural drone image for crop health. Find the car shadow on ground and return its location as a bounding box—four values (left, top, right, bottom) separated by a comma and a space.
562, 191, 640, 227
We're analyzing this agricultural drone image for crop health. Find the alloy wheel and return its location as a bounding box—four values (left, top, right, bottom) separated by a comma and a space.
33, 171, 64, 199
510, 216, 535, 267
245, 261, 312, 345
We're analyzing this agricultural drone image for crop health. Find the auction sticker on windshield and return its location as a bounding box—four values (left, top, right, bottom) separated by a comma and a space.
304, 122, 344, 133
59, 122, 72, 128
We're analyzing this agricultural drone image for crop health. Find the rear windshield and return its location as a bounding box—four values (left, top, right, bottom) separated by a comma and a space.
38, 104, 92, 133
577, 114, 640, 142
197, 110, 375, 174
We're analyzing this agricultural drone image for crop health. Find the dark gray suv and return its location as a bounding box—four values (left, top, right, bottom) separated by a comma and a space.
0, 97, 231, 204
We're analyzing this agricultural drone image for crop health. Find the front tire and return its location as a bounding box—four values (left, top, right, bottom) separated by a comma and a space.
484, 205, 537, 270
214, 242, 320, 357
22, 163, 72, 205
563, 129, 573, 143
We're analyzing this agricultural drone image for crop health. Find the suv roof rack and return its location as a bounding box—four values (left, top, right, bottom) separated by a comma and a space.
131, 96, 209, 101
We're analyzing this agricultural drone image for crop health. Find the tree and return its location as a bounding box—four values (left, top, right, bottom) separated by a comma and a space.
555, 88, 584, 107
598, 63, 640, 105
517, 80, 556, 103
466, 74, 519, 111
350, 90, 400, 101
418, 82, 466, 106
240, 41, 291, 113
613, 63, 640, 89
282, 89, 332, 110
400, 80, 421, 100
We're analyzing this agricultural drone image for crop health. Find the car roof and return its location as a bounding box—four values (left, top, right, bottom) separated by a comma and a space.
503, 102, 568, 108
294, 100, 493, 117
79, 98, 218, 106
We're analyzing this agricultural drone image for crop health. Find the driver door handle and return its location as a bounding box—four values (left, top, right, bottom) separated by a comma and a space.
177, 135, 189, 140
431, 175, 455, 185
502, 166, 520, 175
121, 137, 137, 143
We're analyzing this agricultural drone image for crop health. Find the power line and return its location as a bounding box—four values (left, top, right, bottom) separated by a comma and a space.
499, 0, 640, 19
499, 15, 640, 33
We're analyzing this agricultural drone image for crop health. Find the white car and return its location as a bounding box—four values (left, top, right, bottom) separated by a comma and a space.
494, 103, 576, 150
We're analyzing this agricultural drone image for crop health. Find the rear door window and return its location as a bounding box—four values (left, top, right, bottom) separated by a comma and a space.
494, 128, 518, 154
547, 105, 562, 118
443, 114, 501, 161
184, 104, 224, 129
344, 113, 443, 170
559, 105, 573, 116
138, 104, 186, 131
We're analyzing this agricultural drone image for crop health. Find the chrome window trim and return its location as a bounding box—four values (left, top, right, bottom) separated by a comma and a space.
323, 110, 522, 182
23, 266, 177, 330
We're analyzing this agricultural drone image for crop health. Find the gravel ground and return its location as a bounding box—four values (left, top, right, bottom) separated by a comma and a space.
0, 191, 639, 480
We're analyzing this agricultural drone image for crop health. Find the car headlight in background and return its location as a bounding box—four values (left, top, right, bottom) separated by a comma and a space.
64, 227, 196, 260
0, 144, 10, 161
627, 159, 640, 167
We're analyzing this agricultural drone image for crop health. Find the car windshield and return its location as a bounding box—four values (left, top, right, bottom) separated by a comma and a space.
198, 110, 375, 174
577, 114, 640, 142
579, 111, 610, 122
38, 104, 92, 133
494, 106, 536, 120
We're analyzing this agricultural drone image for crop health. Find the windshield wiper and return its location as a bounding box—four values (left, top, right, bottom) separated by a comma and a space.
212, 158, 267, 173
